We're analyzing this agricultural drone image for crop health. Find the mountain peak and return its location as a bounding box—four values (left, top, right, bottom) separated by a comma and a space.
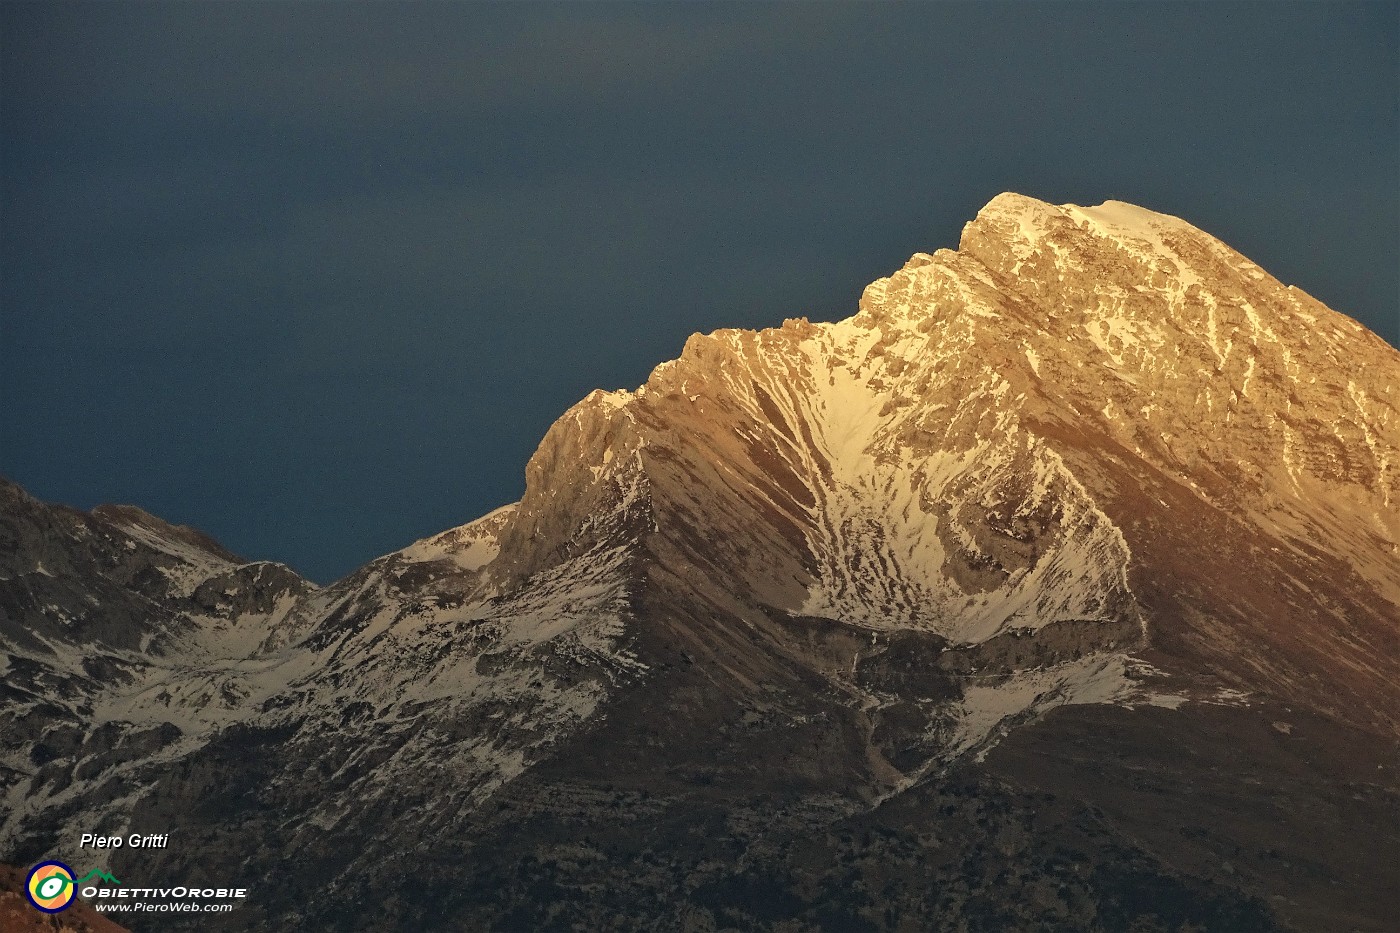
977, 189, 1058, 216
973, 190, 1186, 229
964, 191, 1199, 255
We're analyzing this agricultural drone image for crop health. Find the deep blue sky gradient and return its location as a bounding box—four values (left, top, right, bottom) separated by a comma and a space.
3, 2, 1397, 582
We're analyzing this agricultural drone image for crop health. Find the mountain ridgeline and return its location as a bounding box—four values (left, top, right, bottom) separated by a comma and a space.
3, 194, 1398, 931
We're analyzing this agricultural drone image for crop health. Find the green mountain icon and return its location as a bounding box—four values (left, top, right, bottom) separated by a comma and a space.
75, 869, 121, 886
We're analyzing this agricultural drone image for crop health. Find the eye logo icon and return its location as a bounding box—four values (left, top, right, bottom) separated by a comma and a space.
26, 861, 76, 913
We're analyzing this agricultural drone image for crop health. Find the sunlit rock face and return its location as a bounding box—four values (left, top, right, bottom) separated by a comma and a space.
493, 191, 1399, 728
3, 194, 1397, 932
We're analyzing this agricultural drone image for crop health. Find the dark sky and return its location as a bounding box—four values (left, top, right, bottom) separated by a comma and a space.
3, 3, 1396, 583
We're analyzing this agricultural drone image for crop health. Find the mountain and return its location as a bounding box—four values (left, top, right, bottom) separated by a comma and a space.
2, 193, 1397, 932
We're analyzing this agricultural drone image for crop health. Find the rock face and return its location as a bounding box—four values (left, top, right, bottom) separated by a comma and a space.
2, 193, 1398, 932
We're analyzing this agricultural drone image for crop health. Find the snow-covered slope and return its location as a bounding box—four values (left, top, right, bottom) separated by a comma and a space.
1, 484, 650, 867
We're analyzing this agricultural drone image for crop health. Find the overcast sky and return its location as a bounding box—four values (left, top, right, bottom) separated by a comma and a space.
3, 2, 1396, 582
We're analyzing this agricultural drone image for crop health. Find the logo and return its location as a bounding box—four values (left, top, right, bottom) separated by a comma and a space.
25, 861, 76, 913
76, 868, 122, 886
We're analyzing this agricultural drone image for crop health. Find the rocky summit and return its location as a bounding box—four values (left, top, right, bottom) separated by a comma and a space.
3, 193, 1398, 931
